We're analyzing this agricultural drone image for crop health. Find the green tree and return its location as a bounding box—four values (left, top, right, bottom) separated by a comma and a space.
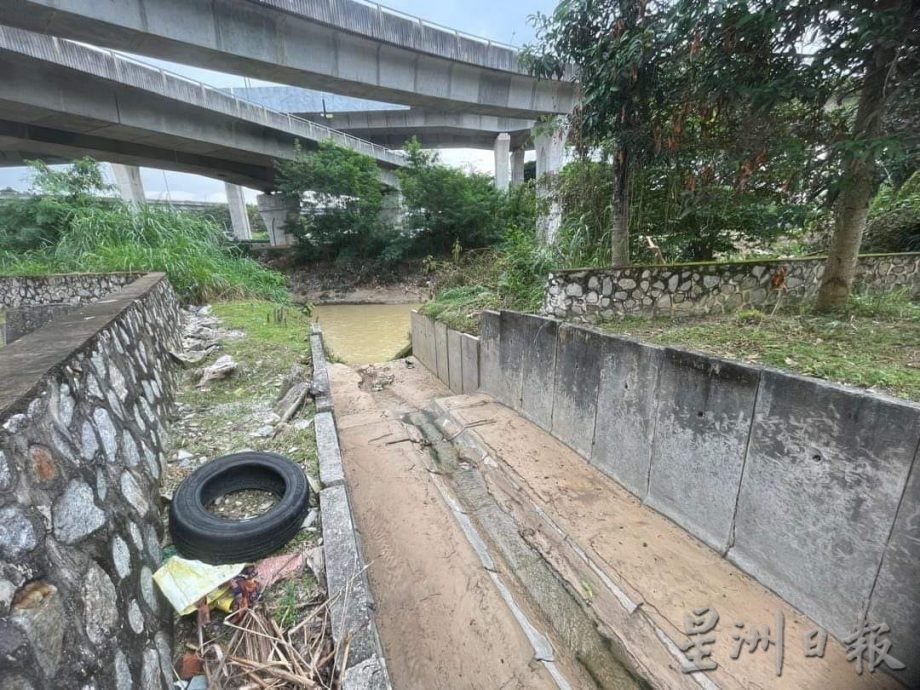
274, 141, 389, 261
525, 0, 918, 307
397, 138, 508, 256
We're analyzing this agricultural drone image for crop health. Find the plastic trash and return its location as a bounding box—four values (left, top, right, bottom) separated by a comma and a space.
153, 556, 246, 615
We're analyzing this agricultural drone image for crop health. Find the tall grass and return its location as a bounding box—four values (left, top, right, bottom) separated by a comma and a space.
0, 203, 287, 303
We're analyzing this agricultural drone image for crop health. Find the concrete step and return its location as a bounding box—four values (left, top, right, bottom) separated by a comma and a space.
428, 394, 900, 690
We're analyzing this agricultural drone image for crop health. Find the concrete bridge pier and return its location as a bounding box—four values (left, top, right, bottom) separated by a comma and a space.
511, 148, 525, 188
111, 164, 145, 206
379, 189, 405, 230
493, 133, 510, 192
224, 182, 252, 241
535, 124, 566, 244
256, 193, 299, 247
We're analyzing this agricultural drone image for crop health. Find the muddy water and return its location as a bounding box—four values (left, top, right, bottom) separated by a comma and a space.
313, 303, 420, 365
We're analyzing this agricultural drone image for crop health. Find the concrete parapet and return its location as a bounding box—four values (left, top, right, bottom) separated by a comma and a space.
447, 328, 463, 393
408, 311, 480, 396
320, 485, 384, 669
459, 333, 480, 394
478, 311, 501, 400
467, 309, 920, 677
729, 370, 920, 642
310, 328, 333, 413
590, 336, 663, 499
550, 324, 604, 459
646, 348, 760, 553
311, 326, 391, 686
511, 311, 558, 430
434, 320, 449, 385
315, 411, 345, 489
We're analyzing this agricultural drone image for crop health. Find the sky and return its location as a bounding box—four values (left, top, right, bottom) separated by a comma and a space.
0, 0, 556, 203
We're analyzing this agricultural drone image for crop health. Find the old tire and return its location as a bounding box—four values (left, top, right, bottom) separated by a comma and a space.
169, 451, 309, 564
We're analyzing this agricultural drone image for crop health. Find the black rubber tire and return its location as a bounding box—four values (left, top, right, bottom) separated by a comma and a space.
168, 451, 309, 564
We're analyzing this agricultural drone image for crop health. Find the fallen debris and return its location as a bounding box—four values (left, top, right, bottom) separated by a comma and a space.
197, 355, 238, 388
154, 557, 247, 616
253, 552, 306, 591
275, 382, 309, 424
205, 604, 335, 689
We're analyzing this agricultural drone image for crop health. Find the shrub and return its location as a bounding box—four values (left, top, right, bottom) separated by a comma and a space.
274, 140, 400, 262
398, 138, 509, 256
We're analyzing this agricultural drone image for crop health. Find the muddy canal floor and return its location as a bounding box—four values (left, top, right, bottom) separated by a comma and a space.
329, 360, 589, 690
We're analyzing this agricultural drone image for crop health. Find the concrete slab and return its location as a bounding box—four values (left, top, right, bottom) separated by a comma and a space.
591, 337, 663, 499
512, 312, 558, 430
424, 312, 438, 376
729, 370, 920, 640
342, 656, 390, 690
310, 332, 333, 412
550, 324, 603, 459
646, 348, 760, 553
459, 333, 479, 394
868, 446, 920, 689
494, 310, 531, 410
434, 320, 449, 385
319, 485, 380, 668
478, 310, 501, 399
447, 328, 463, 393
315, 411, 345, 488
409, 311, 430, 372
412, 311, 436, 375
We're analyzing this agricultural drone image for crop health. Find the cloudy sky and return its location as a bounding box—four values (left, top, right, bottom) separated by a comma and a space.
0, 0, 556, 203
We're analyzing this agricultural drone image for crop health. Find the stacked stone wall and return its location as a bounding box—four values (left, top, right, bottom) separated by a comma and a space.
0, 273, 140, 309
0, 273, 180, 690
543, 253, 920, 321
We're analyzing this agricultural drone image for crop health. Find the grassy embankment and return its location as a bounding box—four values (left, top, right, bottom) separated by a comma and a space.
598, 292, 920, 401
0, 204, 287, 304
168, 300, 320, 627
423, 250, 919, 400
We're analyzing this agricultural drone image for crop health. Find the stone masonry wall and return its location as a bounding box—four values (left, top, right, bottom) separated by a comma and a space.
0, 273, 180, 690
543, 253, 920, 321
0, 273, 140, 309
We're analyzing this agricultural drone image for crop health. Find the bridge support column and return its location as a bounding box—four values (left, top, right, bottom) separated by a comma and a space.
224, 182, 252, 241
535, 124, 566, 244
379, 190, 405, 229
493, 133, 510, 192
111, 164, 145, 205
511, 148, 526, 188
256, 193, 299, 247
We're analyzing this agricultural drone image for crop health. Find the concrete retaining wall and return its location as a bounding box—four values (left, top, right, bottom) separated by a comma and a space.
409, 310, 480, 394
543, 252, 920, 321
413, 308, 920, 685
0, 273, 181, 690
311, 324, 391, 690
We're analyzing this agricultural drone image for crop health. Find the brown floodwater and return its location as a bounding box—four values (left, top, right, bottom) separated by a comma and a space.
313, 303, 420, 365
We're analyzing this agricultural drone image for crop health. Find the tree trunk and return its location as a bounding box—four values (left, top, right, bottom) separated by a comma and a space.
611, 147, 631, 266
815, 39, 899, 310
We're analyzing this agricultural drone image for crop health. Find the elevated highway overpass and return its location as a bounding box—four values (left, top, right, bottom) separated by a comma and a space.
0, 26, 405, 191
0, 0, 578, 119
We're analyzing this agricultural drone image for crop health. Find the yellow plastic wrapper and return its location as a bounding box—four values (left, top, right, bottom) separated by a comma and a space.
153, 556, 247, 615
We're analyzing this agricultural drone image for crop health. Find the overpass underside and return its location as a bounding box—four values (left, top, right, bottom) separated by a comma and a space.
0, 0, 577, 119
